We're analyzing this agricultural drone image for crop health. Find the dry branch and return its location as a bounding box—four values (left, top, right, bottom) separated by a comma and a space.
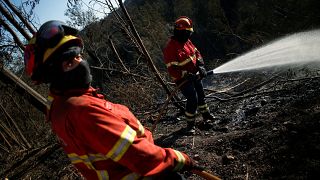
0, 130, 12, 151
90, 66, 148, 80
0, 67, 48, 114
0, 117, 22, 148
2, 0, 36, 34
231, 75, 279, 97
0, 17, 25, 50
2, 143, 61, 179
0, 103, 31, 149
0, 3, 31, 40
108, 37, 130, 73
118, 0, 184, 111
206, 75, 279, 102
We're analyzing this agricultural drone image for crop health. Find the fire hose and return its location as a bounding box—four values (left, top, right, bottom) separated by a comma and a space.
191, 169, 221, 180
151, 70, 221, 179
151, 70, 215, 132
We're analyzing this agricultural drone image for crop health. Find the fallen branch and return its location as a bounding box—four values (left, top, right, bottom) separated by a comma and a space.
205, 78, 250, 95
0, 103, 31, 149
206, 88, 288, 102
231, 75, 279, 97
2, 143, 60, 179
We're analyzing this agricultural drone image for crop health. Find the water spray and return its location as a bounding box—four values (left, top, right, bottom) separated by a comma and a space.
207, 29, 320, 74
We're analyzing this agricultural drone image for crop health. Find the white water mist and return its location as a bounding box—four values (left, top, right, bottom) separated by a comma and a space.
213, 29, 320, 74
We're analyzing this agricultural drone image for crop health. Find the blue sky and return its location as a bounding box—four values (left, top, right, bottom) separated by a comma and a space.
34, 0, 70, 23
12, 0, 117, 27
34, 0, 114, 25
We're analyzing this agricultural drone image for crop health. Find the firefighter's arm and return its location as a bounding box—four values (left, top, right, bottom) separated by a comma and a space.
194, 48, 207, 79
120, 129, 194, 176
164, 46, 184, 80
79, 103, 193, 176
195, 47, 204, 66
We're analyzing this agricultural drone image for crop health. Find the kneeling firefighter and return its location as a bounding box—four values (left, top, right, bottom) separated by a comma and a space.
24, 20, 203, 179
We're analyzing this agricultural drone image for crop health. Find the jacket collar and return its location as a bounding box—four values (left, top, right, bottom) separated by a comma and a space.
49, 86, 104, 99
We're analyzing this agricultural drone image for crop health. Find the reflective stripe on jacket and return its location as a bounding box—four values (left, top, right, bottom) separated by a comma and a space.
163, 37, 204, 82
48, 87, 192, 180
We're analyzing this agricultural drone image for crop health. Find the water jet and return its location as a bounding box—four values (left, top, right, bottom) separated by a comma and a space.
209, 29, 320, 74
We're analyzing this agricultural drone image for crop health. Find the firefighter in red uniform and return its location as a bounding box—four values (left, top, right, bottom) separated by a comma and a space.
163, 16, 215, 134
24, 20, 201, 180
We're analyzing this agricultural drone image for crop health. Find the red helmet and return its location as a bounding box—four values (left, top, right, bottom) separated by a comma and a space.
24, 20, 83, 83
174, 16, 193, 32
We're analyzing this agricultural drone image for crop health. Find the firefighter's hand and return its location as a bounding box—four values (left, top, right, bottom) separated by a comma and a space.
181, 159, 205, 172
198, 66, 207, 79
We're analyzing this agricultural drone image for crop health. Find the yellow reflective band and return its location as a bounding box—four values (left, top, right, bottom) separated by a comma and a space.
68, 153, 108, 169
47, 95, 54, 101
137, 120, 145, 137
185, 111, 196, 117
121, 172, 141, 180
200, 109, 209, 113
185, 27, 194, 31
198, 104, 209, 113
166, 54, 196, 68
67, 153, 110, 179
43, 35, 79, 63
68, 153, 95, 169
88, 153, 108, 162
68, 153, 83, 164
107, 125, 136, 162
97, 170, 109, 180
181, 71, 188, 78
185, 112, 196, 122
173, 150, 186, 171
198, 104, 208, 109
166, 61, 179, 67
46, 95, 54, 110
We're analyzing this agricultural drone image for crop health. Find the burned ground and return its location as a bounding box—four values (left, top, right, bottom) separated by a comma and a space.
1, 68, 320, 180
148, 69, 320, 180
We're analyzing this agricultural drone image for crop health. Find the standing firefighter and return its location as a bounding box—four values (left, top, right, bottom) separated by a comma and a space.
163, 16, 215, 134
24, 20, 201, 180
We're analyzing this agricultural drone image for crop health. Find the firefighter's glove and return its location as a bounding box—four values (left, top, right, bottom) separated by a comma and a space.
198, 66, 207, 80
181, 159, 205, 172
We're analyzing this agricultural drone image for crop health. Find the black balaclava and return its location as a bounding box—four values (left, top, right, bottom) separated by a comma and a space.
49, 46, 92, 92
173, 29, 192, 43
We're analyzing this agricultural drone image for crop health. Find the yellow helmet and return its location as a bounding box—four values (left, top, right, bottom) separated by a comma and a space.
174, 16, 193, 32
24, 20, 83, 83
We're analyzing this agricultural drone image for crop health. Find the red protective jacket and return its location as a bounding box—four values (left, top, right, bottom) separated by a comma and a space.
163, 37, 204, 82
48, 87, 192, 179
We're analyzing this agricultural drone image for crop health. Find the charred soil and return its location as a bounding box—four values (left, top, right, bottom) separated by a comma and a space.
149, 70, 320, 180
1, 70, 320, 180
